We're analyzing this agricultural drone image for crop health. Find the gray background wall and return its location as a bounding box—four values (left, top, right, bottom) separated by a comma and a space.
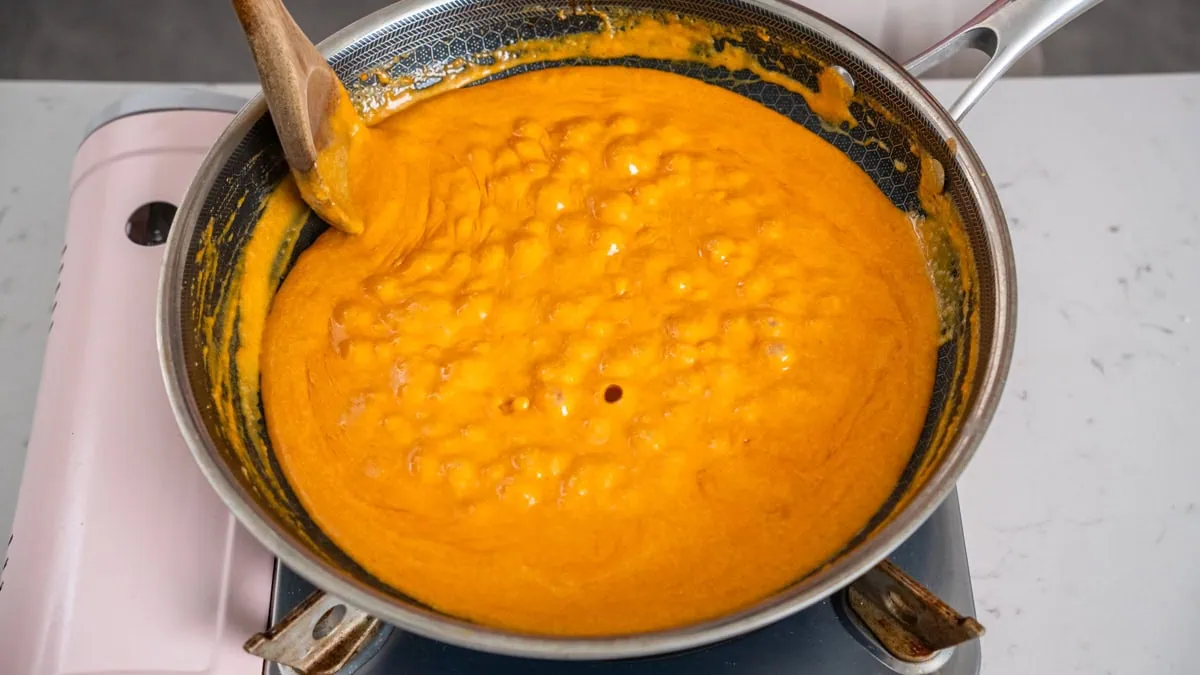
0, 0, 1197, 80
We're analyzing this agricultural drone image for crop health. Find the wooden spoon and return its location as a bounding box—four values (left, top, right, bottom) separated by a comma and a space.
232, 0, 364, 234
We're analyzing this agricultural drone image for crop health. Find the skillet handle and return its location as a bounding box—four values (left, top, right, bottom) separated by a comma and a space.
842, 560, 986, 673
903, 0, 1105, 121
244, 590, 388, 675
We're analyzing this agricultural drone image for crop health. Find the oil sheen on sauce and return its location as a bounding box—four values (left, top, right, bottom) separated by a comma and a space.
259, 66, 940, 635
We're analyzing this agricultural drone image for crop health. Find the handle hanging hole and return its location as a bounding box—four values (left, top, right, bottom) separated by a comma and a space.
312, 603, 347, 640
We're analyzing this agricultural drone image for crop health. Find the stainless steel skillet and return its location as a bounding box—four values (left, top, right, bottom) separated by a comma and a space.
159, 0, 1100, 668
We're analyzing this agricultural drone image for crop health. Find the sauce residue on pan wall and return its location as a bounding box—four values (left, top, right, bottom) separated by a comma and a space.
198, 180, 314, 532
198, 9, 976, 636
354, 13, 860, 131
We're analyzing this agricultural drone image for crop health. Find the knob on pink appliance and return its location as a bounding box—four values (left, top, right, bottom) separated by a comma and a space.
0, 92, 274, 675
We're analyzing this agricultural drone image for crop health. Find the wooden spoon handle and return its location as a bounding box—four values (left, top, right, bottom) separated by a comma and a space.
231, 0, 341, 173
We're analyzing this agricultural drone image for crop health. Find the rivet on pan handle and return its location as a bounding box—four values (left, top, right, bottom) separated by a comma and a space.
841, 560, 985, 675
245, 590, 387, 675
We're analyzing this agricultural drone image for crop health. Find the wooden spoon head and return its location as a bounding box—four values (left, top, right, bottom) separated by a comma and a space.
232, 0, 364, 234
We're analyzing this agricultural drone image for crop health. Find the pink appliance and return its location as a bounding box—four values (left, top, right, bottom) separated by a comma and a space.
0, 92, 272, 675
0, 91, 981, 675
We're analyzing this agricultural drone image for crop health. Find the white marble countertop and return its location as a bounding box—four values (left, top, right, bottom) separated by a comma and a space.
1, 75, 1198, 674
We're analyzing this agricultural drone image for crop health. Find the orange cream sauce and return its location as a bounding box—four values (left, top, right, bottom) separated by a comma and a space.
261, 66, 939, 635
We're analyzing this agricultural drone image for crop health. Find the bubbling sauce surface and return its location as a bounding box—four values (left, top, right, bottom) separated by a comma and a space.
261, 66, 939, 635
